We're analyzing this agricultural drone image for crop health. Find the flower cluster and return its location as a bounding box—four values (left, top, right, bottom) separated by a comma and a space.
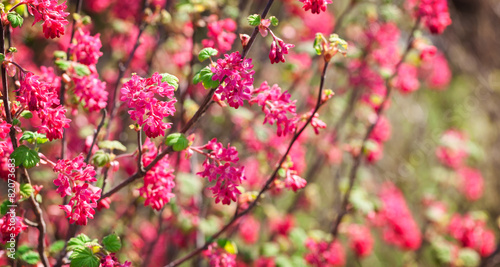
138, 139, 176, 211
202, 16, 237, 54
393, 63, 420, 94
17, 72, 70, 140
120, 73, 177, 138
250, 82, 297, 136
372, 182, 422, 250
257, 18, 295, 64
211, 52, 254, 108
100, 253, 132, 267
54, 154, 101, 225
0, 120, 11, 157
365, 115, 392, 163
69, 30, 104, 67
283, 168, 307, 192
24, 0, 70, 38
299, 0, 332, 14
347, 224, 374, 258
0, 215, 27, 244
411, 0, 452, 34
304, 239, 345, 267
194, 138, 245, 205
448, 214, 495, 257
457, 167, 484, 201
202, 244, 236, 267
73, 75, 108, 112
238, 216, 260, 244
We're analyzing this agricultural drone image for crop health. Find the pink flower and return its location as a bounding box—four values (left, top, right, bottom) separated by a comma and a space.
347, 225, 374, 258
73, 75, 108, 112
457, 167, 484, 201
100, 253, 132, 267
415, 0, 452, 34
310, 112, 327, 135
85, 0, 113, 13
270, 215, 295, 236
195, 139, 245, 205
435, 130, 468, 169
283, 169, 307, 192
373, 182, 422, 250
202, 243, 236, 267
25, 0, 70, 39
299, 0, 332, 14
0, 215, 27, 244
421, 52, 452, 89
0, 120, 11, 140
120, 73, 177, 138
37, 105, 71, 141
250, 82, 297, 136
17, 72, 58, 111
269, 39, 295, 64
202, 17, 237, 54
370, 116, 391, 143
211, 52, 254, 109
448, 214, 496, 257
304, 239, 345, 267
138, 139, 176, 211
393, 63, 420, 94
69, 30, 103, 66
239, 216, 260, 244
54, 154, 101, 225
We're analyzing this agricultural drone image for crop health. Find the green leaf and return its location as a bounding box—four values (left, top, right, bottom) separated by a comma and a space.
49, 240, 66, 254
20, 250, 40, 265
55, 59, 71, 71
8, 47, 17, 53
74, 63, 91, 76
67, 234, 92, 251
69, 247, 100, 267
0, 53, 5, 63
193, 67, 219, 89
53, 50, 67, 59
10, 145, 40, 168
98, 140, 127, 151
20, 110, 33, 119
92, 150, 111, 167
247, 14, 261, 26
160, 73, 179, 90
313, 33, 324, 55
269, 16, 279, 26
458, 248, 480, 267
165, 133, 189, 151
19, 184, 34, 198
0, 200, 12, 215
216, 239, 238, 254
198, 48, 218, 62
7, 12, 23, 28
20, 131, 49, 144
102, 234, 122, 253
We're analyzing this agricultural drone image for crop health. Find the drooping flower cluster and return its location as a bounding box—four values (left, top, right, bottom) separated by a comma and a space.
202, 243, 236, 267
299, 0, 332, 14
409, 0, 452, 34
256, 18, 295, 64
0, 215, 27, 244
347, 224, 374, 258
100, 253, 132, 267
283, 168, 307, 192
73, 75, 108, 112
138, 139, 176, 211
448, 214, 495, 257
69, 30, 104, 67
202, 16, 237, 54
211, 52, 254, 108
372, 182, 422, 250
120, 73, 177, 138
304, 239, 346, 267
24, 0, 70, 38
54, 154, 101, 225
17, 72, 70, 140
193, 138, 245, 205
250, 82, 297, 136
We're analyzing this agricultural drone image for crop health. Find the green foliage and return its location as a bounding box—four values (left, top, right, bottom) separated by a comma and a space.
0, 200, 12, 215
98, 140, 127, 151
20, 251, 40, 265
49, 240, 66, 254
69, 247, 100, 267
198, 48, 218, 62
92, 150, 111, 167
7, 12, 23, 28
216, 239, 238, 254
193, 67, 219, 89
247, 14, 261, 26
20, 131, 49, 144
102, 234, 122, 253
19, 184, 34, 198
10, 145, 40, 168
160, 73, 180, 90
269, 16, 279, 26
165, 133, 189, 151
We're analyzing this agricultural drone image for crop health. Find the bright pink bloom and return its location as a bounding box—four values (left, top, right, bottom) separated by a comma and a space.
69, 30, 103, 66
448, 214, 496, 257
202, 243, 236, 267
73, 75, 108, 112
139, 139, 176, 210
270, 215, 295, 236
0, 215, 27, 244
195, 139, 245, 205
413, 0, 452, 34
85, 0, 113, 13
347, 225, 374, 258
422, 52, 452, 89
283, 169, 307, 192
101, 253, 132, 267
299, 0, 332, 14
255, 257, 276, 267
310, 112, 327, 135
25, 0, 70, 39
393, 63, 420, 94
17, 72, 58, 111
373, 182, 422, 250
365, 140, 384, 163
250, 82, 297, 136
37, 105, 71, 141
239, 216, 260, 244
370, 116, 391, 143
457, 167, 484, 201
304, 239, 345, 267
60, 183, 101, 225
202, 17, 237, 54
435, 130, 468, 169
269, 39, 295, 64
120, 73, 177, 138
0, 121, 11, 140
53, 154, 97, 197
211, 51, 254, 109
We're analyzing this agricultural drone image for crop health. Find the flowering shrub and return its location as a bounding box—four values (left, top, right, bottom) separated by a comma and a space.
0, 0, 497, 266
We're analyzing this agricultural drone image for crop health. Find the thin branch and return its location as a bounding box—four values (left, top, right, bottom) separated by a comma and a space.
85, 109, 107, 164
